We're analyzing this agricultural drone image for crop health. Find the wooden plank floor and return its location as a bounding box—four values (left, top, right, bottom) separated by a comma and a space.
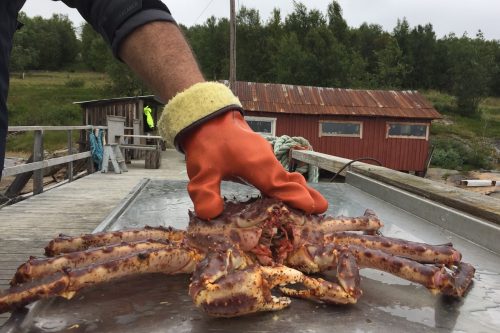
0, 150, 187, 326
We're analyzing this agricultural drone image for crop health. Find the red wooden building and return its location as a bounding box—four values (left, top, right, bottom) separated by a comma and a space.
229, 81, 442, 174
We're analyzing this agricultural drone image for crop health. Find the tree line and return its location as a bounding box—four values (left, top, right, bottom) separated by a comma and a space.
10, 1, 500, 116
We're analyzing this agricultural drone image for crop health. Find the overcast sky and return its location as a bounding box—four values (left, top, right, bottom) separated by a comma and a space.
21, 0, 500, 40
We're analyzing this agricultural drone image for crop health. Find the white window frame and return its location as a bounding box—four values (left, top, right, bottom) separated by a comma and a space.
386, 122, 429, 140
319, 120, 363, 138
245, 116, 277, 136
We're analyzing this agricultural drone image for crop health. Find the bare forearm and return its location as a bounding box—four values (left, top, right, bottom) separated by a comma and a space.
118, 22, 205, 102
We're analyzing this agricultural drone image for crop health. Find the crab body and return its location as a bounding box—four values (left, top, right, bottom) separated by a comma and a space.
0, 198, 474, 317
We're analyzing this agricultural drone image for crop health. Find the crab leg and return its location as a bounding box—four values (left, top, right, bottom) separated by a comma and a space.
308, 209, 383, 233
326, 232, 462, 265
0, 246, 202, 314
286, 241, 473, 297
289, 209, 383, 240
348, 245, 475, 296
12, 240, 172, 286
45, 226, 186, 256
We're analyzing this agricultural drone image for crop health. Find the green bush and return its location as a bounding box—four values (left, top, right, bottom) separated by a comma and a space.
430, 136, 495, 170
431, 147, 463, 169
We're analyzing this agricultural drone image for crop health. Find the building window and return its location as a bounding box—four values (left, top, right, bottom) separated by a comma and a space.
319, 121, 362, 138
386, 122, 429, 140
245, 116, 276, 136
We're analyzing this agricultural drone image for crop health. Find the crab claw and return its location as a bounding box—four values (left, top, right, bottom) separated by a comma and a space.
279, 275, 359, 305
189, 244, 303, 317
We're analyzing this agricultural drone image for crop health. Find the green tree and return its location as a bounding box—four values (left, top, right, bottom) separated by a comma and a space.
10, 13, 80, 71
351, 23, 391, 76
487, 40, 500, 96
81, 23, 113, 72
105, 61, 150, 96
10, 13, 39, 72
260, 8, 284, 81
327, 0, 349, 44
176, 0, 500, 100
235, 7, 269, 82
30, 14, 79, 70
374, 38, 408, 88
446, 33, 497, 115
273, 32, 310, 84
185, 17, 229, 80
407, 24, 437, 89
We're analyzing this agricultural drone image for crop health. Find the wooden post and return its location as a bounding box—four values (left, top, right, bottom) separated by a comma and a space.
145, 139, 161, 169
5, 154, 34, 198
145, 149, 161, 169
33, 130, 44, 195
67, 130, 74, 182
229, 0, 236, 87
87, 129, 95, 174
132, 119, 140, 161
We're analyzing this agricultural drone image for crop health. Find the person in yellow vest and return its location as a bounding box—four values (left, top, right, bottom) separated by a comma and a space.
143, 105, 154, 129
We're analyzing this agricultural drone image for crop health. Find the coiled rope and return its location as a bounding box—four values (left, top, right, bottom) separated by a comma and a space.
265, 135, 319, 183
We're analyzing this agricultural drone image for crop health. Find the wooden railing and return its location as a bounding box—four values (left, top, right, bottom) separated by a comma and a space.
3, 125, 106, 195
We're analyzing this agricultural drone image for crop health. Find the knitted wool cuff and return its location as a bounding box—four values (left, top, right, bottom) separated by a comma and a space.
157, 82, 243, 152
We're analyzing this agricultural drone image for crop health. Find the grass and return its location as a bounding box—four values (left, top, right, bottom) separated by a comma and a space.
7, 71, 112, 152
422, 90, 500, 170
423, 91, 500, 140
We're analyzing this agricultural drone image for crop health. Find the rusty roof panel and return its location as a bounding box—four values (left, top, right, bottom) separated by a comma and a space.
227, 81, 442, 119
226, 81, 442, 119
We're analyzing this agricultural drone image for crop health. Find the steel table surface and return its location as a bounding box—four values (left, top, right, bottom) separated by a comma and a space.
2, 180, 500, 333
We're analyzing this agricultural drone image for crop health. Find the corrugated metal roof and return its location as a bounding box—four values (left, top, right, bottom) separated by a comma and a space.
225, 81, 442, 119
74, 95, 164, 106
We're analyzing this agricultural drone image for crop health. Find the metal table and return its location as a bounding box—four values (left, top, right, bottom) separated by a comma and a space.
2, 178, 500, 333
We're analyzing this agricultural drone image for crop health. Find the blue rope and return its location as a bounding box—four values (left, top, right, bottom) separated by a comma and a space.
89, 129, 104, 170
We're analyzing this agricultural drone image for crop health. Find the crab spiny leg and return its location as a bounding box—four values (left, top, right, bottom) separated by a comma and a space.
45, 226, 186, 256
327, 232, 462, 265
0, 273, 69, 314
12, 240, 172, 286
294, 209, 382, 237
0, 246, 202, 314
349, 245, 475, 296
65, 245, 201, 292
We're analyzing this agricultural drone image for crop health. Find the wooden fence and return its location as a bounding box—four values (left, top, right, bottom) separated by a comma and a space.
3, 125, 106, 196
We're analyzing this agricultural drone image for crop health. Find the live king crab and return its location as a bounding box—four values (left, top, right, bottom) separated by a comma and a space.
0, 197, 474, 317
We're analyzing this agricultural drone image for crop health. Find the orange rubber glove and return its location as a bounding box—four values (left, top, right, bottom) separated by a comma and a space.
180, 111, 328, 219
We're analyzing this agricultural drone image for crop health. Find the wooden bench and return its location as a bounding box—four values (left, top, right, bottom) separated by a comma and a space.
121, 135, 163, 169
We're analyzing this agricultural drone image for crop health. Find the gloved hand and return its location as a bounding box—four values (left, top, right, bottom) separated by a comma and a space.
182, 111, 328, 219
158, 82, 328, 220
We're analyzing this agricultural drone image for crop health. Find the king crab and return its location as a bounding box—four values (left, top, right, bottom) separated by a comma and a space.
0, 198, 474, 317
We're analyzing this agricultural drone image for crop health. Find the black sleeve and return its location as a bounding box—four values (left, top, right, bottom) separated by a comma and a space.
60, 0, 176, 57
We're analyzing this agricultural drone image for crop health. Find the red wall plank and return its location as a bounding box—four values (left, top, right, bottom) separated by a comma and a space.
248, 112, 430, 172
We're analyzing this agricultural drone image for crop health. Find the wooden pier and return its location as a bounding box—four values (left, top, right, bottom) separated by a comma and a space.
0, 150, 187, 325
